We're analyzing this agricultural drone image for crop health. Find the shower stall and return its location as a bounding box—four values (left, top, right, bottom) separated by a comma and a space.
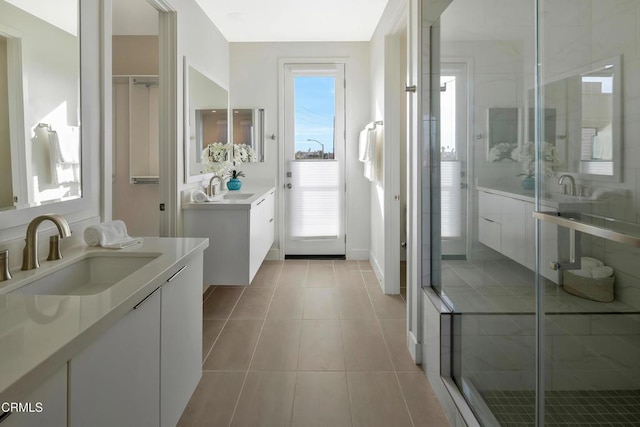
428, 0, 640, 425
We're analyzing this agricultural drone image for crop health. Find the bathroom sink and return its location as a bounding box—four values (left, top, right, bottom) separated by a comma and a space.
223, 193, 254, 200
10, 253, 160, 296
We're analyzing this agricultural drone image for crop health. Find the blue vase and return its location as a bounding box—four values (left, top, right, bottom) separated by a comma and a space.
521, 177, 535, 190
227, 178, 242, 191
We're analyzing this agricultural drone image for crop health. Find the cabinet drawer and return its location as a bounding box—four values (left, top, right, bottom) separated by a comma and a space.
478, 191, 502, 223
479, 217, 501, 253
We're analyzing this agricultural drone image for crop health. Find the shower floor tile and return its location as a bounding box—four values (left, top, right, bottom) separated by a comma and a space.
481, 389, 640, 426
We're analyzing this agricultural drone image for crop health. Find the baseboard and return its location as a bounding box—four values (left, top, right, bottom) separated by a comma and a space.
407, 330, 422, 364
346, 248, 369, 260
369, 251, 384, 291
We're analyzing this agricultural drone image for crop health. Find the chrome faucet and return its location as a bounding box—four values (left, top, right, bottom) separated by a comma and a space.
208, 175, 222, 197
558, 174, 576, 196
22, 214, 71, 271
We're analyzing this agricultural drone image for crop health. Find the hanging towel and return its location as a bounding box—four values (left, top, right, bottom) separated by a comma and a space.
84, 220, 142, 249
359, 128, 372, 162
48, 126, 80, 184
360, 123, 378, 181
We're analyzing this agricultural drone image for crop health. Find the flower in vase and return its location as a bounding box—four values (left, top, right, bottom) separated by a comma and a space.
226, 169, 246, 180
510, 141, 556, 179
488, 142, 517, 162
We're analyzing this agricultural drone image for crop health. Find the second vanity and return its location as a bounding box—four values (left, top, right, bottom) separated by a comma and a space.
183, 186, 275, 286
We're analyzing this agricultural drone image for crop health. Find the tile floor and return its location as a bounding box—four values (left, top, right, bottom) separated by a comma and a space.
178, 260, 450, 427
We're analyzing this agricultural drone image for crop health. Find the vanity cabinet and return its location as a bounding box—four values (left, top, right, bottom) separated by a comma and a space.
69, 287, 161, 427
160, 255, 203, 427
478, 190, 559, 283
68, 255, 203, 427
183, 188, 275, 286
1, 366, 67, 427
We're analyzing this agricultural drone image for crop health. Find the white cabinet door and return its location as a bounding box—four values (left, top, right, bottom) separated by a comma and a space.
69, 287, 161, 427
1, 365, 67, 427
478, 191, 502, 223
501, 197, 528, 266
249, 190, 275, 283
161, 255, 203, 427
478, 217, 501, 252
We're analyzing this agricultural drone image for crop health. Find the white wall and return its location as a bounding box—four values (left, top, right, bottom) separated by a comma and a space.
229, 42, 371, 260
368, 0, 408, 285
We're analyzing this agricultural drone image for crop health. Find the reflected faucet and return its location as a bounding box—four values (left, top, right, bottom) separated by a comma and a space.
208, 175, 222, 197
558, 174, 576, 196
22, 214, 71, 271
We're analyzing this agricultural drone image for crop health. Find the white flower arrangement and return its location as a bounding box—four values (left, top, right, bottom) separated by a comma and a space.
510, 141, 556, 178
488, 142, 517, 162
201, 143, 256, 177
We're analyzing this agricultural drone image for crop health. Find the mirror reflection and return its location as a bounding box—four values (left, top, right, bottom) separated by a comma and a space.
185, 64, 228, 180
529, 56, 620, 180
232, 108, 264, 162
0, 0, 80, 211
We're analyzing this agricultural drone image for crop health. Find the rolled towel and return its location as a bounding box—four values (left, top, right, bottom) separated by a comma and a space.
591, 266, 614, 279
581, 257, 604, 268
84, 220, 141, 249
192, 189, 210, 203
573, 269, 593, 278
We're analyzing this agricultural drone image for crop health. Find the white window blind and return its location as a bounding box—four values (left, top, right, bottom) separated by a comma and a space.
289, 160, 340, 239
441, 160, 461, 238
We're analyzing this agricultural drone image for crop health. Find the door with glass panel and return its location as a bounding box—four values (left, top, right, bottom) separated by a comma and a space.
440, 63, 469, 257
283, 63, 346, 256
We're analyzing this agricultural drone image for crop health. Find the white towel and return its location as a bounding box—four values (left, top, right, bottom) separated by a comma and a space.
48, 127, 80, 184
192, 190, 210, 203
581, 257, 604, 268
591, 266, 614, 279
84, 220, 142, 249
358, 129, 371, 162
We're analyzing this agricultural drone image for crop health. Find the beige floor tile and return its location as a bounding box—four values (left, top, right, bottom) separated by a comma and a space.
358, 260, 373, 271
306, 265, 336, 287
263, 260, 284, 265
250, 319, 302, 371
203, 287, 244, 320
203, 320, 262, 371
303, 288, 341, 319
334, 269, 366, 288
298, 319, 345, 371
283, 259, 309, 265
308, 259, 334, 266
400, 286, 407, 300
251, 264, 281, 287
347, 372, 413, 427
397, 372, 450, 426
203, 285, 215, 301
292, 372, 351, 427
368, 291, 407, 319
338, 288, 375, 319
342, 319, 393, 371
267, 288, 305, 319
202, 320, 226, 361
378, 319, 422, 372
334, 260, 361, 270
178, 372, 245, 427
229, 287, 274, 320
362, 271, 380, 287
278, 264, 308, 287
231, 372, 296, 426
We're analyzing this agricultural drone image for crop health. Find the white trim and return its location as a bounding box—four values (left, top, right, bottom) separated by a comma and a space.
101, 0, 113, 221
346, 248, 369, 260
407, 330, 422, 364
157, 8, 178, 237
369, 249, 384, 292
277, 57, 350, 259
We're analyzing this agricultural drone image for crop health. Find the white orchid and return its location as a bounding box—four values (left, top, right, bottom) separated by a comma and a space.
201, 143, 256, 177
510, 141, 556, 178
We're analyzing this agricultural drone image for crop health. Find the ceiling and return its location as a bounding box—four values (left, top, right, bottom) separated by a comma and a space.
194, 0, 389, 42
5, 0, 77, 35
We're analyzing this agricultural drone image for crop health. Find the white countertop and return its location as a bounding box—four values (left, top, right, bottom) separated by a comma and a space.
182, 186, 276, 210
0, 237, 208, 402
477, 185, 599, 208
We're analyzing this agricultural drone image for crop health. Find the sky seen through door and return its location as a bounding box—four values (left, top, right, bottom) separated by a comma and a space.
294, 76, 336, 158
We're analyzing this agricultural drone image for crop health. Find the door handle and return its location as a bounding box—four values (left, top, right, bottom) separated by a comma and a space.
286, 183, 292, 189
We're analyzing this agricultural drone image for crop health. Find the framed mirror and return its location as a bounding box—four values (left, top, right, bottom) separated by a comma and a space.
0, 0, 81, 211
183, 58, 229, 183
528, 56, 621, 181
232, 108, 264, 162
486, 107, 520, 162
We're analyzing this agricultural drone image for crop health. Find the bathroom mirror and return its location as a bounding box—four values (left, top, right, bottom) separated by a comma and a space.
486, 107, 520, 161
184, 59, 229, 183
232, 108, 264, 162
529, 56, 621, 181
0, 0, 81, 211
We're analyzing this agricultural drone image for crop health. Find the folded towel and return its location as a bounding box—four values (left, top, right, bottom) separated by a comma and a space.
84, 220, 141, 249
573, 269, 593, 278
192, 190, 210, 203
581, 257, 604, 268
591, 266, 614, 279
